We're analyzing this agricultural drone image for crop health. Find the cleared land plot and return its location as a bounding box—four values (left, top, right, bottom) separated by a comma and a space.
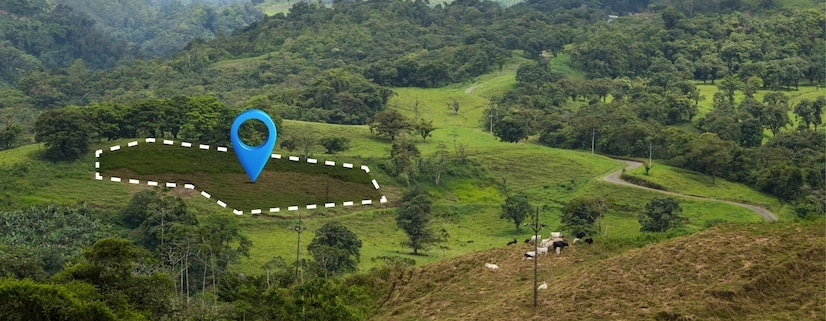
98, 141, 382, 212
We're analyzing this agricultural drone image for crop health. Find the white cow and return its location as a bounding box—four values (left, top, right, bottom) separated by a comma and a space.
536, 247, 549, 255
539, 238, 552, 248
522, 251, 536, 260
485, 263, 499, 270
537, 282, 548, 290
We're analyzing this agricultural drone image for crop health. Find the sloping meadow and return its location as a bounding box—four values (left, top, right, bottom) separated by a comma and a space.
370, 220, 825, 320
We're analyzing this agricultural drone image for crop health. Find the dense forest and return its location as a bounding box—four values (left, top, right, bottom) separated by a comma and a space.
0, 0, 262, 86
4, 0, 817, 124
0, 0, 824, 319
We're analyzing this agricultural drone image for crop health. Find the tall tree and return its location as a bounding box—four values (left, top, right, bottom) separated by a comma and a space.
293, 125, 318, 159
762, 92, 791, 136
395, 187, 436, 255
500, 193, 531, 232
0, 114, 22, 150
119, 189, 195, 252
718, 74, 741, 105
34, 107, 90, 161
685, 132, 733, 184
757, 162, 804, 201
307, 221, 362, 277
371, 110, 411, 141
560, 196, 608, 236
639, 197, 686, 232
794, 99, 816, 129
414, 118, 435, 142
493, 116, 529, 143
319, 136, 350, 154
56, 238, 174, 319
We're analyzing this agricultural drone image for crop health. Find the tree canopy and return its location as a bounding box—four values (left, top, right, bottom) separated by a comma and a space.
500, 193, 532, 232
307, 221, 363, 277
639, 197, 687, 232
396, 187, 437, 255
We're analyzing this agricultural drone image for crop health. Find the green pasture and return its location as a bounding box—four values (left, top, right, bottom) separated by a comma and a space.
470, 144, 621, 204
257, 0, 300, 15
231, 203, 530, 274
97, 141, 381, 211
0, 143, 131, 211
547, 53, 584, 79
387, 49, 577, 133
0, 144, 43, 166
0, 132, 786, 276
624, 162, 782, 210
234, 180, 765, 275
567, 180, 765, 234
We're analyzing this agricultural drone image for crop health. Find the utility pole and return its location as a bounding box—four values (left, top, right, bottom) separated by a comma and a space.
524, 206, 546, 308
648, 141, 652, 167
288, 211, 304, 284
591, 129, 595, 154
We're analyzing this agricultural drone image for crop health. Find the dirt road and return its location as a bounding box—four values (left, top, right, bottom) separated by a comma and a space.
602, 160, 778, 222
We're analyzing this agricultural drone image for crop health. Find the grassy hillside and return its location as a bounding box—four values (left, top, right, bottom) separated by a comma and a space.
623, 163, 782, 211
0, 49, 787, 275
232, 147, 765, 274
370, 219, 826, 320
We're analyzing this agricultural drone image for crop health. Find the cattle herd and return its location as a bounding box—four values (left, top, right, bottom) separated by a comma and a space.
491, 232, 594, 264
485, 232, 595, 291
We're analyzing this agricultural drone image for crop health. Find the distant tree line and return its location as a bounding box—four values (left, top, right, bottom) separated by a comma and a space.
567, 9, 825, 88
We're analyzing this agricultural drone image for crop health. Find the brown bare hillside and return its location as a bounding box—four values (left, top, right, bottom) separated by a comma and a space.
371, 221, 826, 321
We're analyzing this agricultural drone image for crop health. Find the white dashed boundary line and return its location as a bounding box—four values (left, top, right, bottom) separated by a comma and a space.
94, 138, 387, 215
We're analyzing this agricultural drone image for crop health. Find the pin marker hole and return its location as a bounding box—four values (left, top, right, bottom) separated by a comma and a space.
238, 119, 268, 147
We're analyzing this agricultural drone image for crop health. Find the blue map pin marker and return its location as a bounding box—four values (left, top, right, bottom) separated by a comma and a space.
230, 109, 277, 183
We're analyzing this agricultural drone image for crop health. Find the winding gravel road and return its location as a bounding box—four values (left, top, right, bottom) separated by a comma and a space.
602, 160, 778, 222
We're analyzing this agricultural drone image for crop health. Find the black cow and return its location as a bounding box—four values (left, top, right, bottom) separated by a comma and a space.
507, 239, 518, 246
584, 238, 593, 245
552, 240, 569, 255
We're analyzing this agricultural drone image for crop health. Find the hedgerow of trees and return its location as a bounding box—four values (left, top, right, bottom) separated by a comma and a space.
32, 95, 282, 160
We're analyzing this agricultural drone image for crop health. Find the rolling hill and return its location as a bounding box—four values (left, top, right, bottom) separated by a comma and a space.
369, 219, 826, 320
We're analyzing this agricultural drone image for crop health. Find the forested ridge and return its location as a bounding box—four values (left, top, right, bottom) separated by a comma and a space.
0, 0, 262, 86
5, 0, 821, 122
0, 0, 824, 319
